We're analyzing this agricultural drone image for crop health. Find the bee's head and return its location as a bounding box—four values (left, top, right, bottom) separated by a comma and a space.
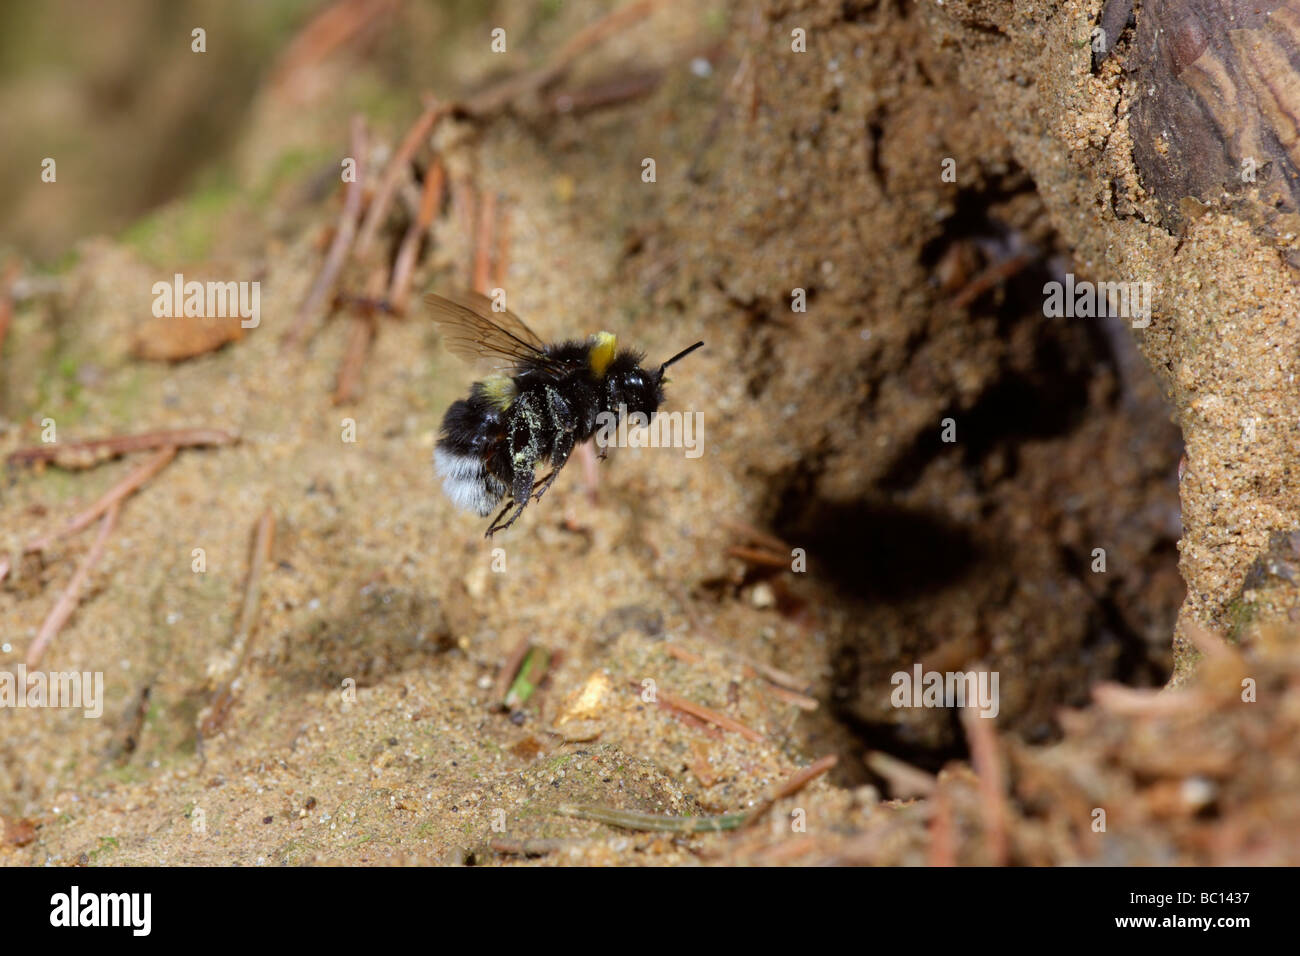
605, 341, 704, 415
606, 352, 664, 415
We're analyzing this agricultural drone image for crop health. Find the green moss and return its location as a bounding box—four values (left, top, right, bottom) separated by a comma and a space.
88, 835, 120, 862
27, 466, 81, 503
121, 177, 241, 266
348, 76, 418, 130
40, 247, 81, 275
1226, 597, 1257, 642
277, 838, 322, 865
253, 146, 334, 205
104, 366, 146, 421
102, 765, 144, 785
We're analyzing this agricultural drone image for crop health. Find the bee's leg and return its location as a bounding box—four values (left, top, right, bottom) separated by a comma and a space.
530, 386, 578, 503
532, 466, 564, 502
496, 448, 539, 535
485, 499, 516, 537
484, 394, 545, 536
486, 487, 532, 536
494, 466, 534, 534
544, 387, 578, 441
534, 431, 575, 502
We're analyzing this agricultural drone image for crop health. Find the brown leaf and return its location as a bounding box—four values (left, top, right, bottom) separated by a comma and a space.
3, 816, 38, 847
133, 313, 246, 361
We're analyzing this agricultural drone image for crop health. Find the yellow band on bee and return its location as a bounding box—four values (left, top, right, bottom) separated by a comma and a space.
481, 374, 517, 410
589, 331, 618, 378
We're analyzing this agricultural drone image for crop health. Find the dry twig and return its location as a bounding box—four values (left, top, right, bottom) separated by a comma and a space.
387, 157, 445, 314
865, 750, 937, 798
928, 785, 956, 866
26, 503, 119, 668
472, 190, 497, 294
557, 803, 748, 833
545, 68, 665, 116
24, 446, 176, 556
0, 259, 19, 357
354, 97, 447, 260
656, 687, 764, 743
201, 508, 276, 737
751, 677, 818, 711
283, 115, 368, 348
960, 704, 1008, 864
458, 0, 666, 119
332, 266, 387, 404
332, 314, 376, 405
742, 754, 838, 828
722, 518, 790, 554
1091, 681, 1202, 717
270, 0, 398, 99
726, 545, 789, 568
7, 428, 235, 469
951, 251, 1036, 309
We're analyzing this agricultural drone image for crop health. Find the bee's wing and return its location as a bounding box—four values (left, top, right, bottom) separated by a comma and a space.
424, 290, 556, 370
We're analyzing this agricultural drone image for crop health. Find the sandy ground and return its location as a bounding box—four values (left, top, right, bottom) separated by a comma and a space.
2, 0, 1298, 865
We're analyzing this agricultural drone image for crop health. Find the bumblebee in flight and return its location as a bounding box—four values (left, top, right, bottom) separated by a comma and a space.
427, 290, 704, 536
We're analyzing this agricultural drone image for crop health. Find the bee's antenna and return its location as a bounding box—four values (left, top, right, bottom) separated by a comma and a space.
658, 341, 705, 377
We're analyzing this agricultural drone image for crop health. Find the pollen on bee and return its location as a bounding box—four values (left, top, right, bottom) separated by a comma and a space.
588, 331, 618, 377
